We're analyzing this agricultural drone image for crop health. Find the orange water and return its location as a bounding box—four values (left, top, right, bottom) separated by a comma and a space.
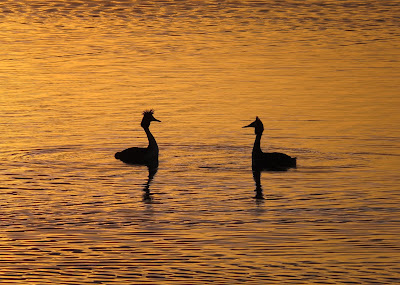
1, 1, 399, 284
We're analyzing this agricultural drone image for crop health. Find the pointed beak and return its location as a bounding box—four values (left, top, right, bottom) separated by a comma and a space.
243, 123, 252, 128
153, 117, 161, 122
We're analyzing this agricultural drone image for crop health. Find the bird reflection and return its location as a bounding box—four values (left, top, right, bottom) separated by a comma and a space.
142, 165, 158, 202
252, 168, 264, 200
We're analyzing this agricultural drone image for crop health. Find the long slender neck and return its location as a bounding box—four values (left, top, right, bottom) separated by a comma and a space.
253, 133, 263, 155
144, 127, 158, 150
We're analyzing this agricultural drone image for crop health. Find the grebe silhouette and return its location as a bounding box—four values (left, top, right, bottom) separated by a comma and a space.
244, 116, 296, 171
115, 110, 161, 166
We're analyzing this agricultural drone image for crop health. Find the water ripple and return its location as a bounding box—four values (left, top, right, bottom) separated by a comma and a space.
0, 0, 399, 284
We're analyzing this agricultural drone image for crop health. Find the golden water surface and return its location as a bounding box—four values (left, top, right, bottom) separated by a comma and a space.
1, 0, 399, 284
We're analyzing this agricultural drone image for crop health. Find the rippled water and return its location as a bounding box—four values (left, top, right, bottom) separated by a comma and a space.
1, 0, 399, 284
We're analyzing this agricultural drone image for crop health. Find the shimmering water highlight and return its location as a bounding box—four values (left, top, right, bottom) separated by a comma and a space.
1, 0, 399, 284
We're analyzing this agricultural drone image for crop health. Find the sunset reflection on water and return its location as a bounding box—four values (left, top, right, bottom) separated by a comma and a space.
0, 0, 399, 284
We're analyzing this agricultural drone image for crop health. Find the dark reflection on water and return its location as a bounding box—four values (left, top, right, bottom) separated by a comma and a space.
142, 165, 158, 202
252, 169, 264, 200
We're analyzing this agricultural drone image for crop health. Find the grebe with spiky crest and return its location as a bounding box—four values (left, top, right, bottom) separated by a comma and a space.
244, 117, 296, 171
115, 110, 161, 166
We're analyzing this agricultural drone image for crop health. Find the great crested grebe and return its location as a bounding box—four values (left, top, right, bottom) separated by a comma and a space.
244, 116, 296, 171
115, 110, 161, 166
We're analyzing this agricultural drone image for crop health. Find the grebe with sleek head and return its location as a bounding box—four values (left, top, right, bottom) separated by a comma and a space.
115, 110, 161, 167
244, 116, 296, 171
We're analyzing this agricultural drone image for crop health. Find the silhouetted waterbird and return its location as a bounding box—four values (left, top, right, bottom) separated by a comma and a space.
115, 110, 161, 167
244, 116, 296, 171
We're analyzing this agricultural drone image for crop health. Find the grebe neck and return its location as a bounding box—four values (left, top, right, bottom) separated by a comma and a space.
144, 127, 158, 150
253, 133, 263, 155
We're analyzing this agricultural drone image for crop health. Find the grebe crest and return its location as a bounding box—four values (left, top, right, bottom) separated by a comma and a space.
245, 116, 264, 135
141, 109, 160, 128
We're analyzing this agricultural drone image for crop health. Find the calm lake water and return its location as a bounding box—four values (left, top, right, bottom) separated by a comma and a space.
1, 0, 399, 284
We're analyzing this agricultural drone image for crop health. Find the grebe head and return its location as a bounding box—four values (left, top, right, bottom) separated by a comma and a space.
243, 116, 264, 135
141, 109, 161, 128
